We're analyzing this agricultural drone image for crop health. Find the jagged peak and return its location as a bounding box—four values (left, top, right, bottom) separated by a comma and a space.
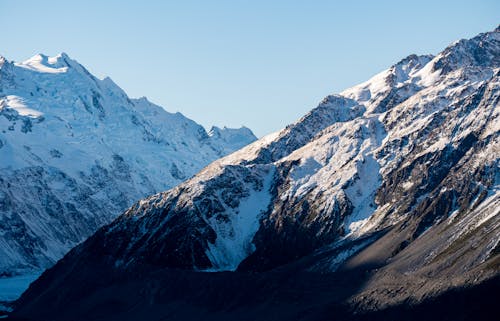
317, 94, 358, 108
431, 26, 500, 73
135, 96, 150, 103
208, 125, 224, 135
394, 53, 434, 67
0, 55, 7, 67
392, 54, 434, 73
209, 125, 255, 139
339, 53, 435, 106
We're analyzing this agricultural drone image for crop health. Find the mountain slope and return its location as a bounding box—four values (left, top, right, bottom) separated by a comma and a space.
11, 27, 500, 320
0, 53, 256, 276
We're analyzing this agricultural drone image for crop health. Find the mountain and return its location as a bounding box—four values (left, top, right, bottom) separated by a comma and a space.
10, 27, 500, 320
0, 53, 256, 277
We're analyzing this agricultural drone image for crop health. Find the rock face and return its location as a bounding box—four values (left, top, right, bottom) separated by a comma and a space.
11, 27, 500, 320
0, 53, 256, 276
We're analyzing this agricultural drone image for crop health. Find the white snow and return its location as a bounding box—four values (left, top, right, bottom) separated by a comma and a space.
340, 69, 391, 105
204, 166, 275, 271
413, 57, 442, 87
1, 95, 43, 118
344, 155, 381, 235
15, 54, 68, 74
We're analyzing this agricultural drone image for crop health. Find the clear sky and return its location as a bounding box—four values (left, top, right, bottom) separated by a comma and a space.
1, 0, 499, 137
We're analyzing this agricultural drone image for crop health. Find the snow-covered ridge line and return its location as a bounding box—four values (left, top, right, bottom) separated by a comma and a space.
65, 25, 500, 274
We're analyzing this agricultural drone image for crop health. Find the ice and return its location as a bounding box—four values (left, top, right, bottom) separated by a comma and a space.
205, 167, 275, 271
0, 272, 42, 302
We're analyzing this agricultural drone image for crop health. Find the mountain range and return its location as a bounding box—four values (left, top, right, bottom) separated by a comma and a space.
0, 53, 256, 277
6, 26, 500, 320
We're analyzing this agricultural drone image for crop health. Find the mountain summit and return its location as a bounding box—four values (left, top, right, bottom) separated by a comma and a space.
11, 27, 500, 320
0, 53, 256, 277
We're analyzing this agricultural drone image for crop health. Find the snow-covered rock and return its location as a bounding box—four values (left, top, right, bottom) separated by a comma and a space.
0, 53, 256, 275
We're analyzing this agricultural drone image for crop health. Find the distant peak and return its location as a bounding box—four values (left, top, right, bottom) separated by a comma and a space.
209, 125, 256, 138
26, 52, 74, 64
431, 26, 500, 73
394, 54, 434, 68
15, 52, 77, 73
133, 96, 152, 105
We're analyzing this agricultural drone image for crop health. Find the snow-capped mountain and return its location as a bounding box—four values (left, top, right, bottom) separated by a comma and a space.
0, 53, 256, 276
12, 27, 500, 321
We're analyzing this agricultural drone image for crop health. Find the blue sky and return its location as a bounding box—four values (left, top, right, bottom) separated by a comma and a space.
1, 0, 499, 137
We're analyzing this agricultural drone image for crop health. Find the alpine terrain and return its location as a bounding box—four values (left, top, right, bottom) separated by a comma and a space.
9, 27, 500, 320
0, 53, 256, 280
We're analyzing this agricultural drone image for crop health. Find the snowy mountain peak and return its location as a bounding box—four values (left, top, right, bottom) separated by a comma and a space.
339, 54, 434, 113
431, 27, 499, 74
16, 53, 68, 73
208, 126, 257, 155
209, 125, 254, 138
0, 53, 256, 275
391, 54, 434, 81
340, 27, 499, 115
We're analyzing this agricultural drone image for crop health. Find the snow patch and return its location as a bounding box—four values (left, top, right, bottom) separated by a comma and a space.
1, 95, 43, 118
205, 167, 275, 271
345, 155, 381, 235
